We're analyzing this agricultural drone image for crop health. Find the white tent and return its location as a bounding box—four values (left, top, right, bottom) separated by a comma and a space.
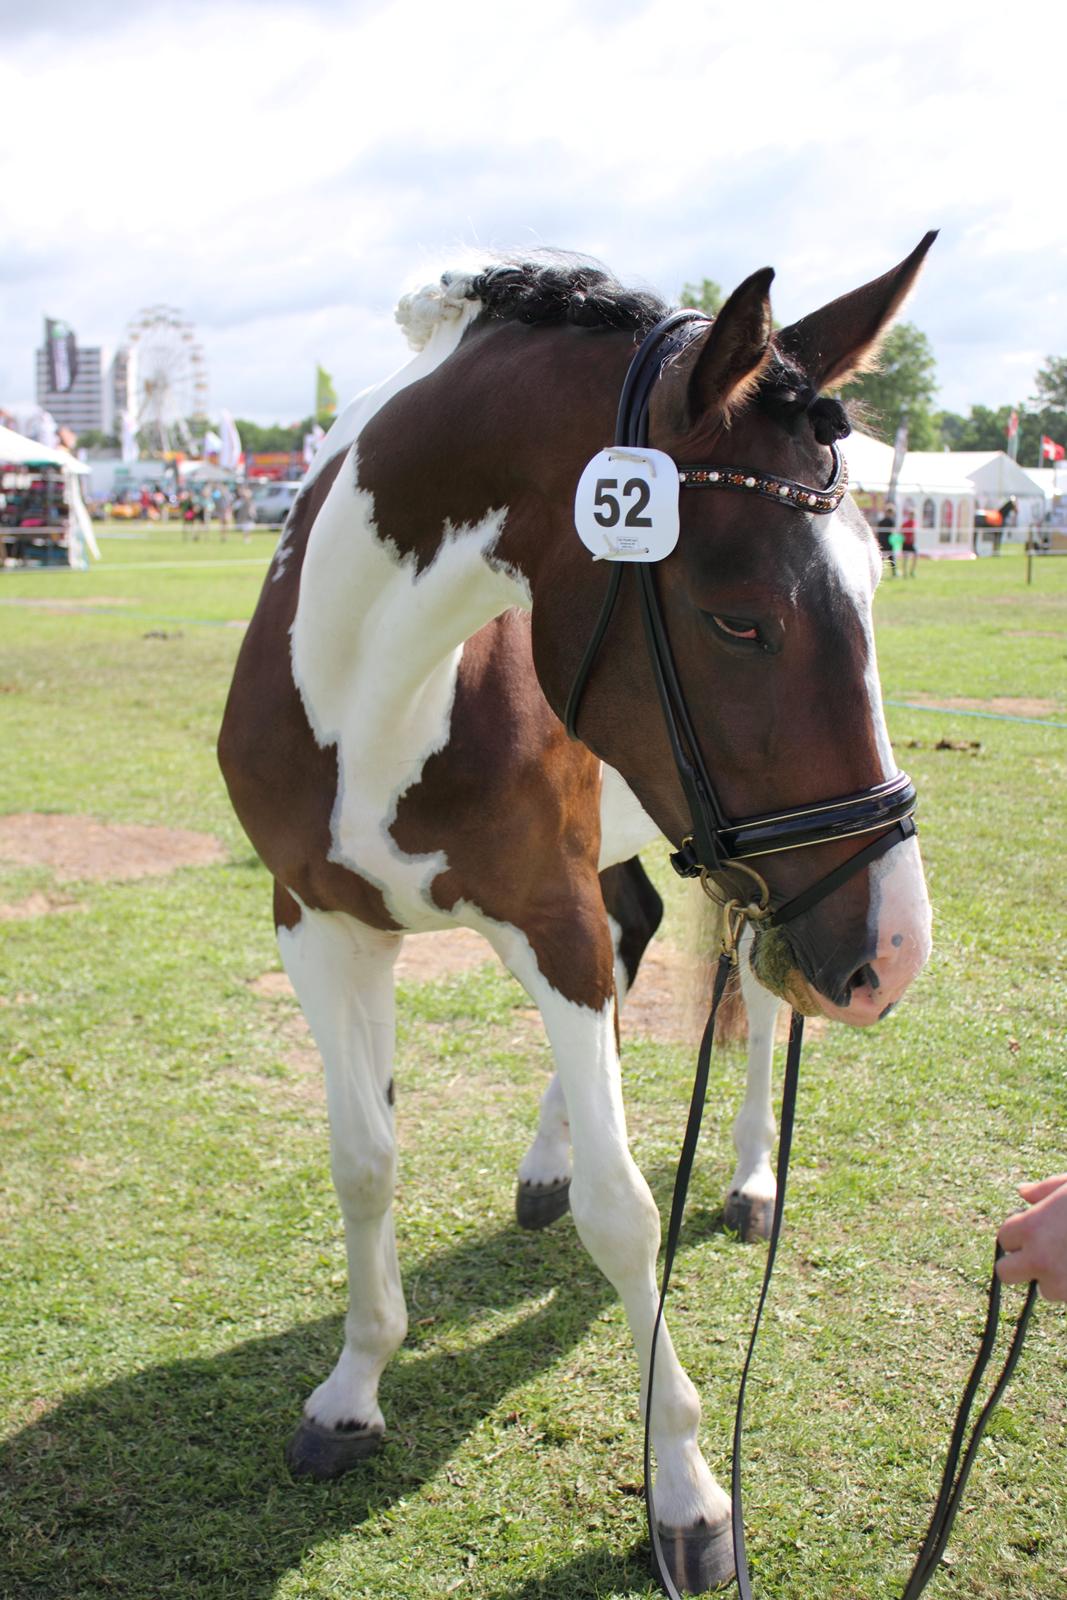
0, 422, 98, 569
0, 422, 89, 474
842, 432, 976, 554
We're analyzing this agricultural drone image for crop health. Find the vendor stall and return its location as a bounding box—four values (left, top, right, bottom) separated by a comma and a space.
0, 423, 96, 569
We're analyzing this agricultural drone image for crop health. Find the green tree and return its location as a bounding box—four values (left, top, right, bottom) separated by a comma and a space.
841, 321, 939, 449
679, 278, 724, 316
1034, 355, 1067, 408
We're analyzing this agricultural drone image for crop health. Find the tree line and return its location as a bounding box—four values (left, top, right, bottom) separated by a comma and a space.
680, 278, 1067, 465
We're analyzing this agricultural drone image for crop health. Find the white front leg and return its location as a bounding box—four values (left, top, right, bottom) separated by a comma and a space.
277, 907, 407, 1440
495, 928, 731, 1544
725, 929, 784, 1242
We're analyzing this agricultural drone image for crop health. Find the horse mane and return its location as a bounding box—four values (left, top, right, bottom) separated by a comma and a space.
395, 252, 668, 351
394, 252, 852, 443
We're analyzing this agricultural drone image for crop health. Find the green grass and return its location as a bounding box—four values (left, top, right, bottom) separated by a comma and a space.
1, 532, 1064, 1600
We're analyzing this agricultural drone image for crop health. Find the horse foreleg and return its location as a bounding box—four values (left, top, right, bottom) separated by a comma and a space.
273, 886, 407, 1480
515, 857, 663, 1230
724, 929, 783, 1244
497, 918, 733, 1593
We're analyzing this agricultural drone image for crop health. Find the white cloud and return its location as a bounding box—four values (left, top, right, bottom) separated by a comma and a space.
1, 0, 1064, 422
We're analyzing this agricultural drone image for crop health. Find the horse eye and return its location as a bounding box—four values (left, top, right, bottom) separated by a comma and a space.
709, 614, 761, 644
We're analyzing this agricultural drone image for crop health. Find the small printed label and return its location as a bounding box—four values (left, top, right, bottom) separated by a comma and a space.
574, 448, 680, 562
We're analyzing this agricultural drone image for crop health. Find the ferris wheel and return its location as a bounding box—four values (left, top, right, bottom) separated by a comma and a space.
124, 305, 209, 452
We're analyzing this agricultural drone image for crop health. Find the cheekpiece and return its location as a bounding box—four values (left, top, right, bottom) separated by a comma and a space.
678, 442, 849, 516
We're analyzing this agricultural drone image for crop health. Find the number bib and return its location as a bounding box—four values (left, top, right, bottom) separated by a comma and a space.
574, 448, 680, 562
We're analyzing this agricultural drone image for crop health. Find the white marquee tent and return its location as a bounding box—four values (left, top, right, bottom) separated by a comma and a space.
0, 423, 97, 569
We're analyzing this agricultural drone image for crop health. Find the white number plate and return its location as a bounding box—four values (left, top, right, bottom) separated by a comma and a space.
574, 447, 680, 562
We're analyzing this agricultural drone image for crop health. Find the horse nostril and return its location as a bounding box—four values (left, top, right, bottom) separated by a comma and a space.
849, 962, 880, 993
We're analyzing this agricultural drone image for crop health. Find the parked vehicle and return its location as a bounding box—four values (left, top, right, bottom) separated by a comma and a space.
253, 480, 303, 525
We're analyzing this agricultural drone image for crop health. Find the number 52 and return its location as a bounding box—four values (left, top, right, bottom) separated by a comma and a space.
592, 477, 653, 529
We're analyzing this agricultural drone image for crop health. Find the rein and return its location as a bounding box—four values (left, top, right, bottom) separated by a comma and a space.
566, 312, 1037, 1598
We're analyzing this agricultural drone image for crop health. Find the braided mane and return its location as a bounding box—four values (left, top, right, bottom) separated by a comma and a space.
397, 252, 851, 441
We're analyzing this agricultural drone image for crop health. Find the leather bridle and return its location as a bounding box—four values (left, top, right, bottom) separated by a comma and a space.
565, 311, 1037, 1600
565, 308, 917, 946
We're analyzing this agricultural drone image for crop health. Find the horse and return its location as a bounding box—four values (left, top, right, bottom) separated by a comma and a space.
218, 237, 935, 1593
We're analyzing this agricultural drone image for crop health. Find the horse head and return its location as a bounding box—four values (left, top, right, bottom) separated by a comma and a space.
532, 237, 936, 1026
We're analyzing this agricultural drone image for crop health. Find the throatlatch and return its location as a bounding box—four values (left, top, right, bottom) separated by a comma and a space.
566, 311, 1036, 1600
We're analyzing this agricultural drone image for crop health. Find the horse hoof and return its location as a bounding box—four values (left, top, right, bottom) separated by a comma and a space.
285, 1416, 384, 1481
515, 1177, 571, 1230
725, 1189, 774, 1243
656, 1513, 735, 1593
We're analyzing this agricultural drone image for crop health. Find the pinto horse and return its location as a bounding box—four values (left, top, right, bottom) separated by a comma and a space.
219, 238, 934, 1593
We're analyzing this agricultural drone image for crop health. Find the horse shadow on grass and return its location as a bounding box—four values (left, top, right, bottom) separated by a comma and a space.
1, 1176, 728, 1600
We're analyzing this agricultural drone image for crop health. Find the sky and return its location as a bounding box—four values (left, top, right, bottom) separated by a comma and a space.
2, 0, 1064, 427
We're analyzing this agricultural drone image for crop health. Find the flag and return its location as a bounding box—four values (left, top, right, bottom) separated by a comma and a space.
201, 428, 223, 458
316, 364, 337, 418
1006, 409, 1019, 461
219, 410, 242, 472
887, 417, 909, 500
1040, 435, 1065, 462
120, 410, 139, 464
303, 421, 325, 466
44, 318, 78, 393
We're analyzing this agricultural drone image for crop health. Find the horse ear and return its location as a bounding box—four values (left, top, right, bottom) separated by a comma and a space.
777, 231, 938, 391
650, 267, 775, 444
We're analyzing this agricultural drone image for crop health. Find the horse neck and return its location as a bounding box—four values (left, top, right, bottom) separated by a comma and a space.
290, 317, 627, 747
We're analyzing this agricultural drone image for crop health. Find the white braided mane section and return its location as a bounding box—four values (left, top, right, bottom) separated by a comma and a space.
394, 271, 480, 352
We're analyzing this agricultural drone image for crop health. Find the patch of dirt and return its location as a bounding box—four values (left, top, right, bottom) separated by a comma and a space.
902, 692, 1060, 718
0, 891, 85, 922
0, 814, 228, 883
0, 595, 138, 612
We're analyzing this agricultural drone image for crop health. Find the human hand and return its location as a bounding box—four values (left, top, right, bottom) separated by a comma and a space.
997, 1175, 1067, 1303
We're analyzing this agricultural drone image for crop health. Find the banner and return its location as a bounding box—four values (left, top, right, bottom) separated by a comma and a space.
316, 364, 337, 418
219, 410, 242, 472
887, 418, 909, 500
44, 318, 78, 394
120, 410, 139, 464
1006, 409, 1019, 462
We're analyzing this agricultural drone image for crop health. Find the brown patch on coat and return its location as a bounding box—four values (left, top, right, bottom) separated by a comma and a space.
391, 612, 614, 1009
0, 814, 226, 883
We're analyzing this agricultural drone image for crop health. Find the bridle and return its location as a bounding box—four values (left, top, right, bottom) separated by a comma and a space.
565, 307, 918, 953
565, 311, 1037, 1600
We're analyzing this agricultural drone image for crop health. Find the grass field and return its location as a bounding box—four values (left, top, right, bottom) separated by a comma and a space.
1, 529, 1064, 1600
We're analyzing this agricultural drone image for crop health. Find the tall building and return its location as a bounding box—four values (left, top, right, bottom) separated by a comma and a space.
34, 344, 132, 437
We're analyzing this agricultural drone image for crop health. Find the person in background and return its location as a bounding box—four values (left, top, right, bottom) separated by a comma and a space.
877, 504, 897, 575
998, 1176, 1067, 1302
236, 484, 256, 541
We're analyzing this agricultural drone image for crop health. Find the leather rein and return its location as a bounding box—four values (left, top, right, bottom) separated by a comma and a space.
564, 311, 1037, 1599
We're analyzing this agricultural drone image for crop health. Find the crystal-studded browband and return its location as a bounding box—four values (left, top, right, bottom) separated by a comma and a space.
678, 441, 849, 516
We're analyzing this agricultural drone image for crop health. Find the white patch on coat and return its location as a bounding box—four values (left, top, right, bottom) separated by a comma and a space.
824, 509, 895, 775
599, 761, 662, 870
817, 509, 932, 1013
286, 290, 533, 930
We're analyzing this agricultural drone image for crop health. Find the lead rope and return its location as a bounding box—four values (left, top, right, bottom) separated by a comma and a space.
644, 944, 1039, 1600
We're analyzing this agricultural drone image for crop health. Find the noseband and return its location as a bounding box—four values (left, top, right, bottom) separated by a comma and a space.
568, 312, 1036, 1600
566, 309, 917, 951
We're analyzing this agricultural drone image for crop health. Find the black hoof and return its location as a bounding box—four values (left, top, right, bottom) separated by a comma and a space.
725, 1189, 774, 1243
515, 1177, 571, 1230
656, 1514, 735, 1593
285, 1416, 384, 1481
